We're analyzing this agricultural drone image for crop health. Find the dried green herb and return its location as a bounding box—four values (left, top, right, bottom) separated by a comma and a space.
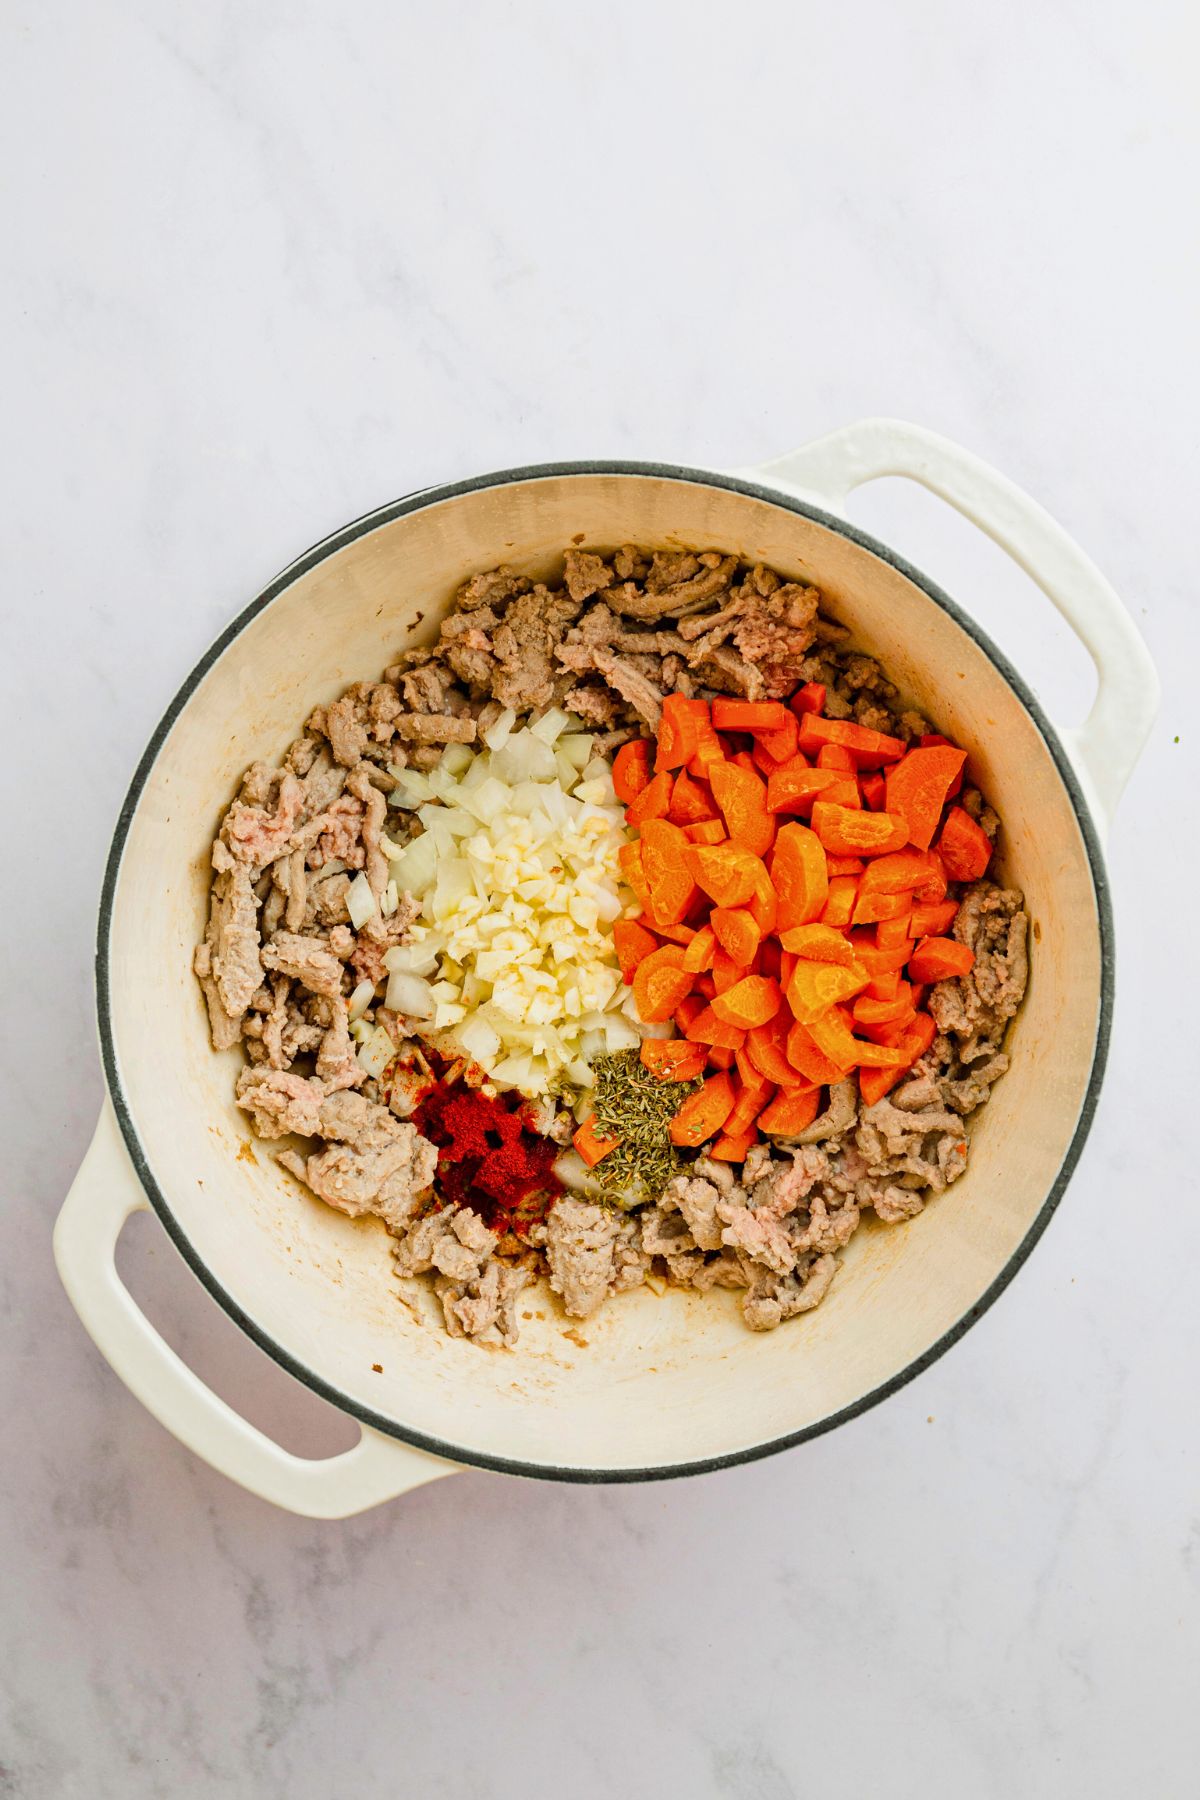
588, 1049, 702, 1206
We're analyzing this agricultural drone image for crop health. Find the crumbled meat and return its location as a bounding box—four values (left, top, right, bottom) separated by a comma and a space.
196, 862, 262, 1039
562, 549, 615, 603
661, 1174, 726, 1250
223, 772, 304, 868
545, 1196, 626, 1319
435, 1260, 533, 1347
785, 1079, 857, 1146
235, 1067, 325, 1138
314, 996, 364, 1095
741, 1253, 838, 1331
345, 764, 389, 896
395, 1206, 498, 1280
393, 713, 477, 745
298, 1094, 438, 1233
261, 930, 344, 997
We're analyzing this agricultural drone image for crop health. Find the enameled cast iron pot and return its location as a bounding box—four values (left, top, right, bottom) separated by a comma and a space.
54, 420, 1158, 1517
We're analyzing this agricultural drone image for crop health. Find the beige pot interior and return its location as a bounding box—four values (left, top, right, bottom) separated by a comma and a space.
104, 472, 1103, 1473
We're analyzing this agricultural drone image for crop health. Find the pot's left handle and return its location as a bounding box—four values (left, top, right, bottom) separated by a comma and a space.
54, 1101, 459, 1518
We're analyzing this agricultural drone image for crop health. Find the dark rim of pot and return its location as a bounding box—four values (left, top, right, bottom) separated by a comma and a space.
94, 460, 1115, 1486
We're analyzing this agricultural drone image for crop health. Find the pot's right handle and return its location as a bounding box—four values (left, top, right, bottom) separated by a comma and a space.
54, 1101, 459, 1518
742, 418, 1159, 837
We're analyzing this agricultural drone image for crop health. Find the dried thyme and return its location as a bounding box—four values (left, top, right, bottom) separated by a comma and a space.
587, 1050, 702, 1205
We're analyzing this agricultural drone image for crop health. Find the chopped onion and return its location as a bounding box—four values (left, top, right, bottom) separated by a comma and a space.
440, 742, 474, 777
347, 872, 377, 929
384, 969, 436, 1018
379, 879, 399, 918
483, 706, 516, 751
530, 706, 570, 746
347, 978, 376, 1022
356, 1024, 396, 1079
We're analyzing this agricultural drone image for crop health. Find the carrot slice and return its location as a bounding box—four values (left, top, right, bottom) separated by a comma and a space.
860, 771, 886, 810
712, 947, 744, 994
808, 1006, 909, 1068
711, 700, 791, 731
758, 1087, 822, 1136
852, 985, 915, 1027
655, 693, 705, 772
573, 1117, 621, 1167
684, 842, 768, 909
724, 1070, 775, 1138
865, 969, 903, 1002
631, 946, 692, 1023
857, 849, 944, 895
682, 923, 718, 972
668, 1071, 737, 1146
785, 958, 871, 1023
709, 760, 776, 857
640, 819, 698, 925
668, 768, 718, 826
683, 1004, 747, 1050
711, 974, 783, 1030
937, 806, 993, 880
674, 994, 706, 1034
797, 714, 906, 766
788, 681, 826, 716
745, 1016, 797, 1086
708, 1126, 758, 1162
756, 713, 800, 764
612, 918, 659, 982
907, 936, 976, 982
611, 739, 650, 804
640, 1038, 708, 1082
771, 822, 829, 930
816, 744, 857, 772
683, 819, 727, 846
811, 801, 909, 857
884, 745, 968, 849
778, 922, 857, 964
625, 768, 673, 828
711, 906, 763, 967
875, 914, 913, 948
786, 1020, 853, 1085
911, 898, 959, 936
858, 1064, 903, 1106
766, 765, 844, 815
820, 874, 858, 930
618, 840, 654, 915
851, 889, 912, 926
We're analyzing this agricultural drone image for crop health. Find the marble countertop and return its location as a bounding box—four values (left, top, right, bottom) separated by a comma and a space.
3, 3, 1196, 1795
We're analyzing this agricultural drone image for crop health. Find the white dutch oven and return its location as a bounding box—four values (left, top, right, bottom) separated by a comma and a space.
55, 420, 1157, 1517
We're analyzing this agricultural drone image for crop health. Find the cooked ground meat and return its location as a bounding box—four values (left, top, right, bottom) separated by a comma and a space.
198, 539, 1029, 1347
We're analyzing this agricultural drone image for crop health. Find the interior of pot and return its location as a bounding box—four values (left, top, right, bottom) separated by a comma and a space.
103, 470, 1104, 1473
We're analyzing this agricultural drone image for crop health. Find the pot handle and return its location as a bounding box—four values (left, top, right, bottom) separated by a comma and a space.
741, 418, 1159, 835
54, 1101, 459, 1518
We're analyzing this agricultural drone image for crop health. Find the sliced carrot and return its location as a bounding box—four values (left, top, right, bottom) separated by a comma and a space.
875, 913, 914, 947
937, 805, 993, 881
865, 969, 903, 1002
758, 1086, 822, 1136
797, 714, 906, 767
907, 936, 976, 982
574, 1117, 621, 1167
860, 1012, 937, 1095
766, 764, 844, 815
847, 937, 912, 977
820, 875, 858, 930
777, 922, 856, 964
771, 822, 829, 930
853, 985, 915, 1027
787, 1020, 853, 1085
851, 889, 912, 926
826, 856, 864, 876
674, 993, 706, 1034
667, 768, 718, 826
682, 923, 718, 972
611, 738, 651, 804
631, 946, 692, 1023
708, 1126, 757, 1162
654, 921, 697, 946
808, 1006, 909, 1068
711, 699, 791, 731
816, 743, 857, 772
859, 1064, 903, 1106
683, 819, 727, 846
684, 842, 767, 909
786, 958, 870, 1023
640, 1038, 709, 1082
885, 745, 968, 848
687, 713, 725, 779
668, 1071, 737, 1146
612, 918, 660, 982
914, 852, 949, 902
730, 749, 759, 777
683, 1004, 747, 1050
746, 1016, 797, 1086
655, 693, 705, 771
625, 768, 673, 828
640, 819, 698, 925
712, 947, 745, 994
711, 906, 763, 967
711, 974, 783, 1030
618, 840, 654, 915
707, 1045, 737, 1071
857, 849, 944, 895
724, 1070, 775, 1138
748, 868, 778, 937
709, 759, 776, 857
911, 898, 958, 936
788, 681, 826, 716
919, 735, 966, 793
694, 972, 717, 999
822, 777, 861, 809
756, 712, 800, 764
811, 801, 909, 857
860, 771, 886, 810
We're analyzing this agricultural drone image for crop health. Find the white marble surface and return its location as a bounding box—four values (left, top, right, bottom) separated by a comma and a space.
3, 2, 1197, 1795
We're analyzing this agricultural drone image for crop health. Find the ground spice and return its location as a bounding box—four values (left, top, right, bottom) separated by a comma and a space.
588, 1050, 702, 1204
413, 1082, 561, 1234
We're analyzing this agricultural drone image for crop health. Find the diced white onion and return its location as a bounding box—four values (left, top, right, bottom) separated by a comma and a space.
356, 1024, 396, 1079
529, 706, 570, 746
347, 978, 376, 1022
483, 706, 517, 751
384, 970, 436, 1018
347, 872, 377, 929
440, 742, 474, 777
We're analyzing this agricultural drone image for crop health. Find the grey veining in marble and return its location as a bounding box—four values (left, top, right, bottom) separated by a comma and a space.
2, 2, 1197, 1795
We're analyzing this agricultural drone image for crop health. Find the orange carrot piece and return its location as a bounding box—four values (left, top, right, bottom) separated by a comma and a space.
640, 819, 698, 925
911, 898, 959, 936
822, 777, 862, 809
668, 1071, 737, 1146
708, 1126, 758, 1162
865, 969, 903, 1002
771, 822, 829, 931
632, 946, 693, 1023
811, 801, 909, 858
875, 914, 913, 948
860, 771, 886, 810
712, 947, 744, 995
683, 1004, 747, 1050
787, 1020, 853, 1085
683, 819, 728, 846
884, 745, 968, 849
640, 1038, 708, 1082
789, 681, 826, 716
756, 712, 800, 764
711, 974, 783, 1030
682, 923, 718, 972
724, 1070, 775, 1138
777, 922, 857, 965
858, 1063, 903, 1106
618, 840, 654, 915
851, 889, 912, 927
706, 1045, 737, 1071
745, 1016, 797, 1086
847, 937, 911, 977
625, 768, 673, 828
653, 921, 697, 946
816, 743, 858, 772
668, 768, 718, 826
907, 936, 976, 982
748, 869, 778, 937
709, 760, 776, 857
694, 972, 717, 999
786, 958, 871, 1023
758, 1086, 822, 1136
853, 984, 915, 1027
655, 693, 705, 772
826, 856, 864, 876
937, 806, 993, 881
711, 906, 763, 967
612, 918, 660, 982
820, 875, 858, 930
711, 699, 791, 731
797, 714, 906, 766
674, 993, 706, 1034
684, 842, 768, 909
611, 738, 651, 804
573, 1117, 621, 1167
858, 849, 944, 895
808, 1008, 907, 1069
766, 765, 844, 815
687, 713, 725, 779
